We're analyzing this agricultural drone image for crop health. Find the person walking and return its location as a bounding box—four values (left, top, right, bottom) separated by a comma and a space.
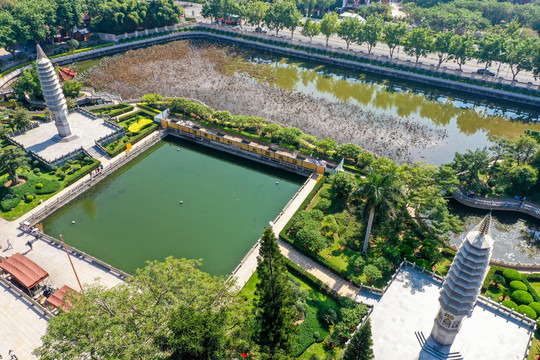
6, 239, 13, 250
26, 240, 33, 251
8, 350, 17, 360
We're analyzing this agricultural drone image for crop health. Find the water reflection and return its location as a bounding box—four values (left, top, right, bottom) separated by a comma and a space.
448, 200, 540, 264
245, 56, 540, 164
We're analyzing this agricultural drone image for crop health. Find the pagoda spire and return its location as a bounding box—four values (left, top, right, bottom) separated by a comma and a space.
36, 44, 72, 137
430, 214, 493, 345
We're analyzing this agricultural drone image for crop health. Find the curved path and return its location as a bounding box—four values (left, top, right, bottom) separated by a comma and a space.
452, 189, 540, 220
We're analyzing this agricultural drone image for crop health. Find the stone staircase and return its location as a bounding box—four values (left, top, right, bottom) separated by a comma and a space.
85, 145, 106, 159
415, 331, 463, 360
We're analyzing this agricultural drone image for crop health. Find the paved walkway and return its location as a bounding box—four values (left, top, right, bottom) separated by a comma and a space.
232, 174, 360, 299
0, 129, 163, 358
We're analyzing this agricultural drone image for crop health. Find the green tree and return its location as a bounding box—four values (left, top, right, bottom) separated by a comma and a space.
301, 17, 320, 43
10, 107, 31, 131
13, 68, 42, 101
320, 12, 339, 46
448, 147, 490, 192
336, 143, 362, 161
505, 35, 537, 81
432, 30, 454, 69
382, 21, 406, 59
284, 1, 302, 39
201, 0, 223, 21
275, 126, 302, 146
34, 257, 244, 359
351, 168, 404, 255
142, 93, 163, 106
246, 1, 269, 28
477, 32, 504, 71
316, 138, 336, 159
342, 319, 374, 360
0, 11, 19, 55
449, 32, 475, 70
363, 264, 382, 284
513, 135, 539, 166
13, 0, 57, 44
331, 171, 356, 198
506, 165, 538, 194
54, 0, 87, 38
296, 227, 327, 252
0, 145, 29, 185
403, 27, 434, 65
254, 227, 297, 358
337, 17, 362, 50
62, 79, 83, 98
362, 15, 383, 54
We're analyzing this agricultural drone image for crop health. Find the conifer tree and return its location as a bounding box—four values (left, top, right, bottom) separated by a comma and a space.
342, 319, 374, 360
254, 227, 296, 359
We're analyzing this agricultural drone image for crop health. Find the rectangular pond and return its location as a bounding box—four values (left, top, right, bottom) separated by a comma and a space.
42, 137, 304, 275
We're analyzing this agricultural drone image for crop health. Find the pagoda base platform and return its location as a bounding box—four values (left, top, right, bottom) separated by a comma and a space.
12, 111, 117, 162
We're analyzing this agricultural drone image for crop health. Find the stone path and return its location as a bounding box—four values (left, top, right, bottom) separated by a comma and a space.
232, 174, 360, 299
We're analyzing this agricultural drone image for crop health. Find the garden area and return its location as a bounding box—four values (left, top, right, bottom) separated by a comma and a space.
89, 103, 134, 118
0, 147, 99, 220
279, 170, 458, 289
241, 261, 368, 359
102, 108, 158, 157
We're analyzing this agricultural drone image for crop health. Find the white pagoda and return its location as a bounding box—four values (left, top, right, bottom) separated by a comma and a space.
36, 44, 72, 137
431, 214, 493, 345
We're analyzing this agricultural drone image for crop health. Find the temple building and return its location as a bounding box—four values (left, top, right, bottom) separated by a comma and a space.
36, 44, 72, 137
431, 214, 493, 345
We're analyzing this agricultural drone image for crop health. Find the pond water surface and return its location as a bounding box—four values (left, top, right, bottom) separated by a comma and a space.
42, 137, 304, 275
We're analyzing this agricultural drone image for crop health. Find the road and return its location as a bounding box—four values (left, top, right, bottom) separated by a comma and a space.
176, 1, 538, 85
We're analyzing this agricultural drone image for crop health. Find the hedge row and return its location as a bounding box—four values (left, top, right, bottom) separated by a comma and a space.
520, 275, 540, 303
527, 273, 540, 282
136, 103, 161, 114
107, 123, 158, 157
118, 109, 156, 123
481, 266, 505, 292
90, 103, 134, 118
66, 159, 101, 185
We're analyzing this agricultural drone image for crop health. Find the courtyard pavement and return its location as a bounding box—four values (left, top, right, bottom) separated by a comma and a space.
369, 265, 532, 360
13, 112, 116, 161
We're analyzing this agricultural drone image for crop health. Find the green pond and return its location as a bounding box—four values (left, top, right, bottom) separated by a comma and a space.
74, 45, 540, 165
42, 137, 304, 275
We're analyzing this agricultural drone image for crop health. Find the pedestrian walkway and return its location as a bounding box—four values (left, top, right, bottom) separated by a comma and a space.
0, 129, 163, 358
452, 189, 540, 219
232, 173, 360, 299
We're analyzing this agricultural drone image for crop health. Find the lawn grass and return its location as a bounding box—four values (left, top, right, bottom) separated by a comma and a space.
433, 258, 451, 276
240, 270, 341, 358
530, 282, 540, 297
527, 329, 540, 360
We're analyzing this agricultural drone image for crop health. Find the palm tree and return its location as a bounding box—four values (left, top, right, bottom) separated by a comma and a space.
350, 168, 404, 255
0, 145, 30, 185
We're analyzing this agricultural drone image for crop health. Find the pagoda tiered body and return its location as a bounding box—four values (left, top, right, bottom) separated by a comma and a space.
431, 214, 493, 345
36, 44, 72, 137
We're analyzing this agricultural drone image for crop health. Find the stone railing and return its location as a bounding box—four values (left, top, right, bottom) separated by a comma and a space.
49, 147, 86, 167
38, 232, 130, 280
452, 188, 540, 220
28, 150, 54, 170
0, 276, 54, 319
6, 121, 39, 137
23, 130, 165, 227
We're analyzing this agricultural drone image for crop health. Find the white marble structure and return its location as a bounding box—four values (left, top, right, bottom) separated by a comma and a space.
431, 214, 493, 345
36, 44, 72, 137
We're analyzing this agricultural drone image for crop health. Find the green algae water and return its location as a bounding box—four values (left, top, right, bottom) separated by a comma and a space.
42, 137, 304, 275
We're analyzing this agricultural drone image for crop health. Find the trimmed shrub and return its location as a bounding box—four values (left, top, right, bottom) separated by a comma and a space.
502, 300, 518, 311
503, 269, 522, 282
512, 290, 533, 305
25, 194, 35, 202
313, 331, 320, 340
399, 244, 413, 256
529, 302, 540, 316
517, 305, 537, 319
510, 281, 528, 291
0, 196, 21, 211
35, 183, 43, 189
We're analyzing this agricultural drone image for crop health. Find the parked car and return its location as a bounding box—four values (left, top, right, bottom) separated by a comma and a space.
255, 27, 268, 34
476, 68, 496, 77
